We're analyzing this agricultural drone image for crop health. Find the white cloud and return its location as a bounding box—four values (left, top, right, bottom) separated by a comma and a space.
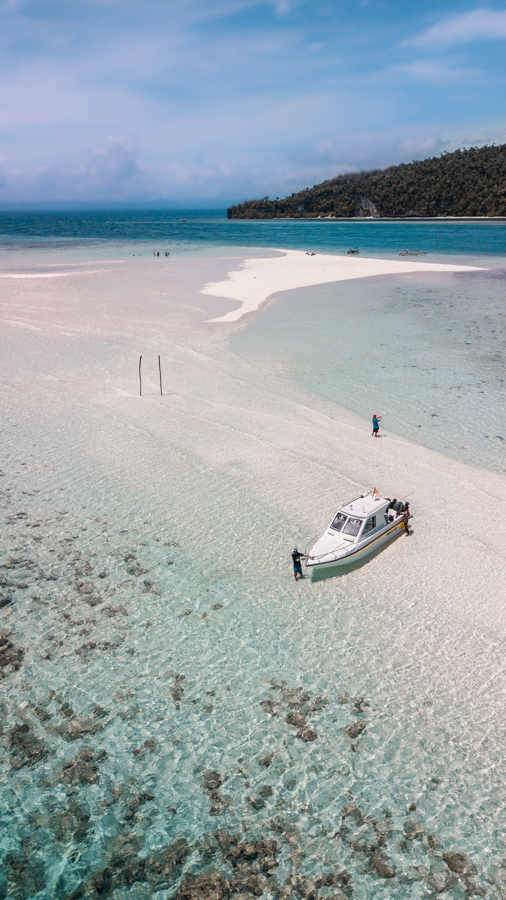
406, 8, 506, 48
390, 60, 480, 85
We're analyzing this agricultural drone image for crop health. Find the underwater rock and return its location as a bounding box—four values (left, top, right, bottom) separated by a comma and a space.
102, 605, 127, 617
315, 869, 353, 891
132, 738, 157, 758
0, 594, 14, 608
279, 686, 311, 708
371, 852, 395, 878
0, 632, 24, 677
177, 870, 230, 900
305, 694, 329, 712
4, 851, 46, 900
49, 801, 91, 843
427, 834, 441, 850
5, 512, 29, 524
428, 870, 454, 893
170, 674, 185, 703
352, 696, 369, 713
264, 685, 325, 739
145, 838, 191, 890
61, 746, 108, 784
296, 726, 318, 742
286, 711, 306, 728
9, 722, 50, 769
403, 819, 424, 840
203, 771, 228, 815
143, 580, 158, 593
345, 721, 366, 739
259, 752, 275, 767
341, 803, 365, 826
228, 838, 278, 874
64, 835, 190, 898
203, 772, 227, 790
260, 697, 279, 716
59, 714, 109, 741
442, 851, 477, 876
126, 565, 148, 576
372, 819, 392, 837
213, 603, 223, 610
124, 791, 155, 822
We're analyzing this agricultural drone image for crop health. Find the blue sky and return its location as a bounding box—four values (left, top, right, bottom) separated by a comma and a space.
1, 1, 506, 206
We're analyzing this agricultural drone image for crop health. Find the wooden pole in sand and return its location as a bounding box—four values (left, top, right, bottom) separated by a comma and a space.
139, 355, 142, 396
158, 355, 163, 396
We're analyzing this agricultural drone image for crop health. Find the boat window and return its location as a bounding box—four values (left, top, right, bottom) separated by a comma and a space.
343, 517, 362, 536
330, 512, 347, 531
363, 516, 376, 535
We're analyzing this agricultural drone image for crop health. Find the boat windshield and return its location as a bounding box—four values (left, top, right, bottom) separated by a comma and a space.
343, 517, 363, 537
330, 512, 347, 531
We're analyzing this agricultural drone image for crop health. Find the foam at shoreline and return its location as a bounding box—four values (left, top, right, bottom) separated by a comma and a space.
201, 248, 485, 322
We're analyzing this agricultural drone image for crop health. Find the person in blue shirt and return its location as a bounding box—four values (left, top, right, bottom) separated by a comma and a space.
372, 414, 382, 437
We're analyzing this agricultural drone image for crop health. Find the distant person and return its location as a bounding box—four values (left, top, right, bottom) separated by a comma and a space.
292, 549, 304, 581
372, 414, 382, 437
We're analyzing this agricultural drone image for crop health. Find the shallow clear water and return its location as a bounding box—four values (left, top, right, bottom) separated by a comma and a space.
1, 378, 506, 900
232, 268, 506, 474
1, 221, 506, 900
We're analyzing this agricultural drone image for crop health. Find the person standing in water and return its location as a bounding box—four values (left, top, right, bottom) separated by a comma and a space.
292, 549, 304, 581
372, 414, 382, 437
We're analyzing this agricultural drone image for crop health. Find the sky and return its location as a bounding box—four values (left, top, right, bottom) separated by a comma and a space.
1, 0, 506, 207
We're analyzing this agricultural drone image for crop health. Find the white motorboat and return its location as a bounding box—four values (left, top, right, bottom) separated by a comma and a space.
305, 491, 409, 571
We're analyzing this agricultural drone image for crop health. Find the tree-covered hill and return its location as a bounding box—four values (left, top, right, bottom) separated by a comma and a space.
227, 144, 506, 219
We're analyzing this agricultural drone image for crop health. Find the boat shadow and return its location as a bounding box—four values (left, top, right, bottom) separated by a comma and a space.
309, 529, 407, 582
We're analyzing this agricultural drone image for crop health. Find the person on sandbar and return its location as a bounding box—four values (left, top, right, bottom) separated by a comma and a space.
372, 414, 382, 437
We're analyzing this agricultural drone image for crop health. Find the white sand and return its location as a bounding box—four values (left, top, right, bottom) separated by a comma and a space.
202, 248, 485, 322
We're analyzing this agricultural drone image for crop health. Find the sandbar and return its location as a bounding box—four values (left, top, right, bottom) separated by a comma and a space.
202, 248, 485, 322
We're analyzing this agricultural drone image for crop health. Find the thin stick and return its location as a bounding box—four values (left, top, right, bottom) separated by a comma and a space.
139, 355, 142, 396
158, 355, 163, 396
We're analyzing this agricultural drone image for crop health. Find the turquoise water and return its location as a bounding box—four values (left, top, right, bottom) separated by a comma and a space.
1, 211, 505, 264
1, 355, 505, 900
1, 217, 506, 900
232, 268, 506, 475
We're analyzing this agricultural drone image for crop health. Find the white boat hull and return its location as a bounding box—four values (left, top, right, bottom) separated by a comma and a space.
306, 517, 404, 571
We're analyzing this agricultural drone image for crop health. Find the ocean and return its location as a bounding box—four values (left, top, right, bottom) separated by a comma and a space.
0, 212, 505, 900
1, 210, 506, 265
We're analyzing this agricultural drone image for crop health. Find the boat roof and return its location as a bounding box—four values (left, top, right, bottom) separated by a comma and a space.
339, 494, 388, 518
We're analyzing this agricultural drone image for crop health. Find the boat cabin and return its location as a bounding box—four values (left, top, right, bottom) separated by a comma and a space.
327, 494, 400, 543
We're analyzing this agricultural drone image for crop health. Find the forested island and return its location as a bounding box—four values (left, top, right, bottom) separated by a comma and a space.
227, 144, 506, 219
